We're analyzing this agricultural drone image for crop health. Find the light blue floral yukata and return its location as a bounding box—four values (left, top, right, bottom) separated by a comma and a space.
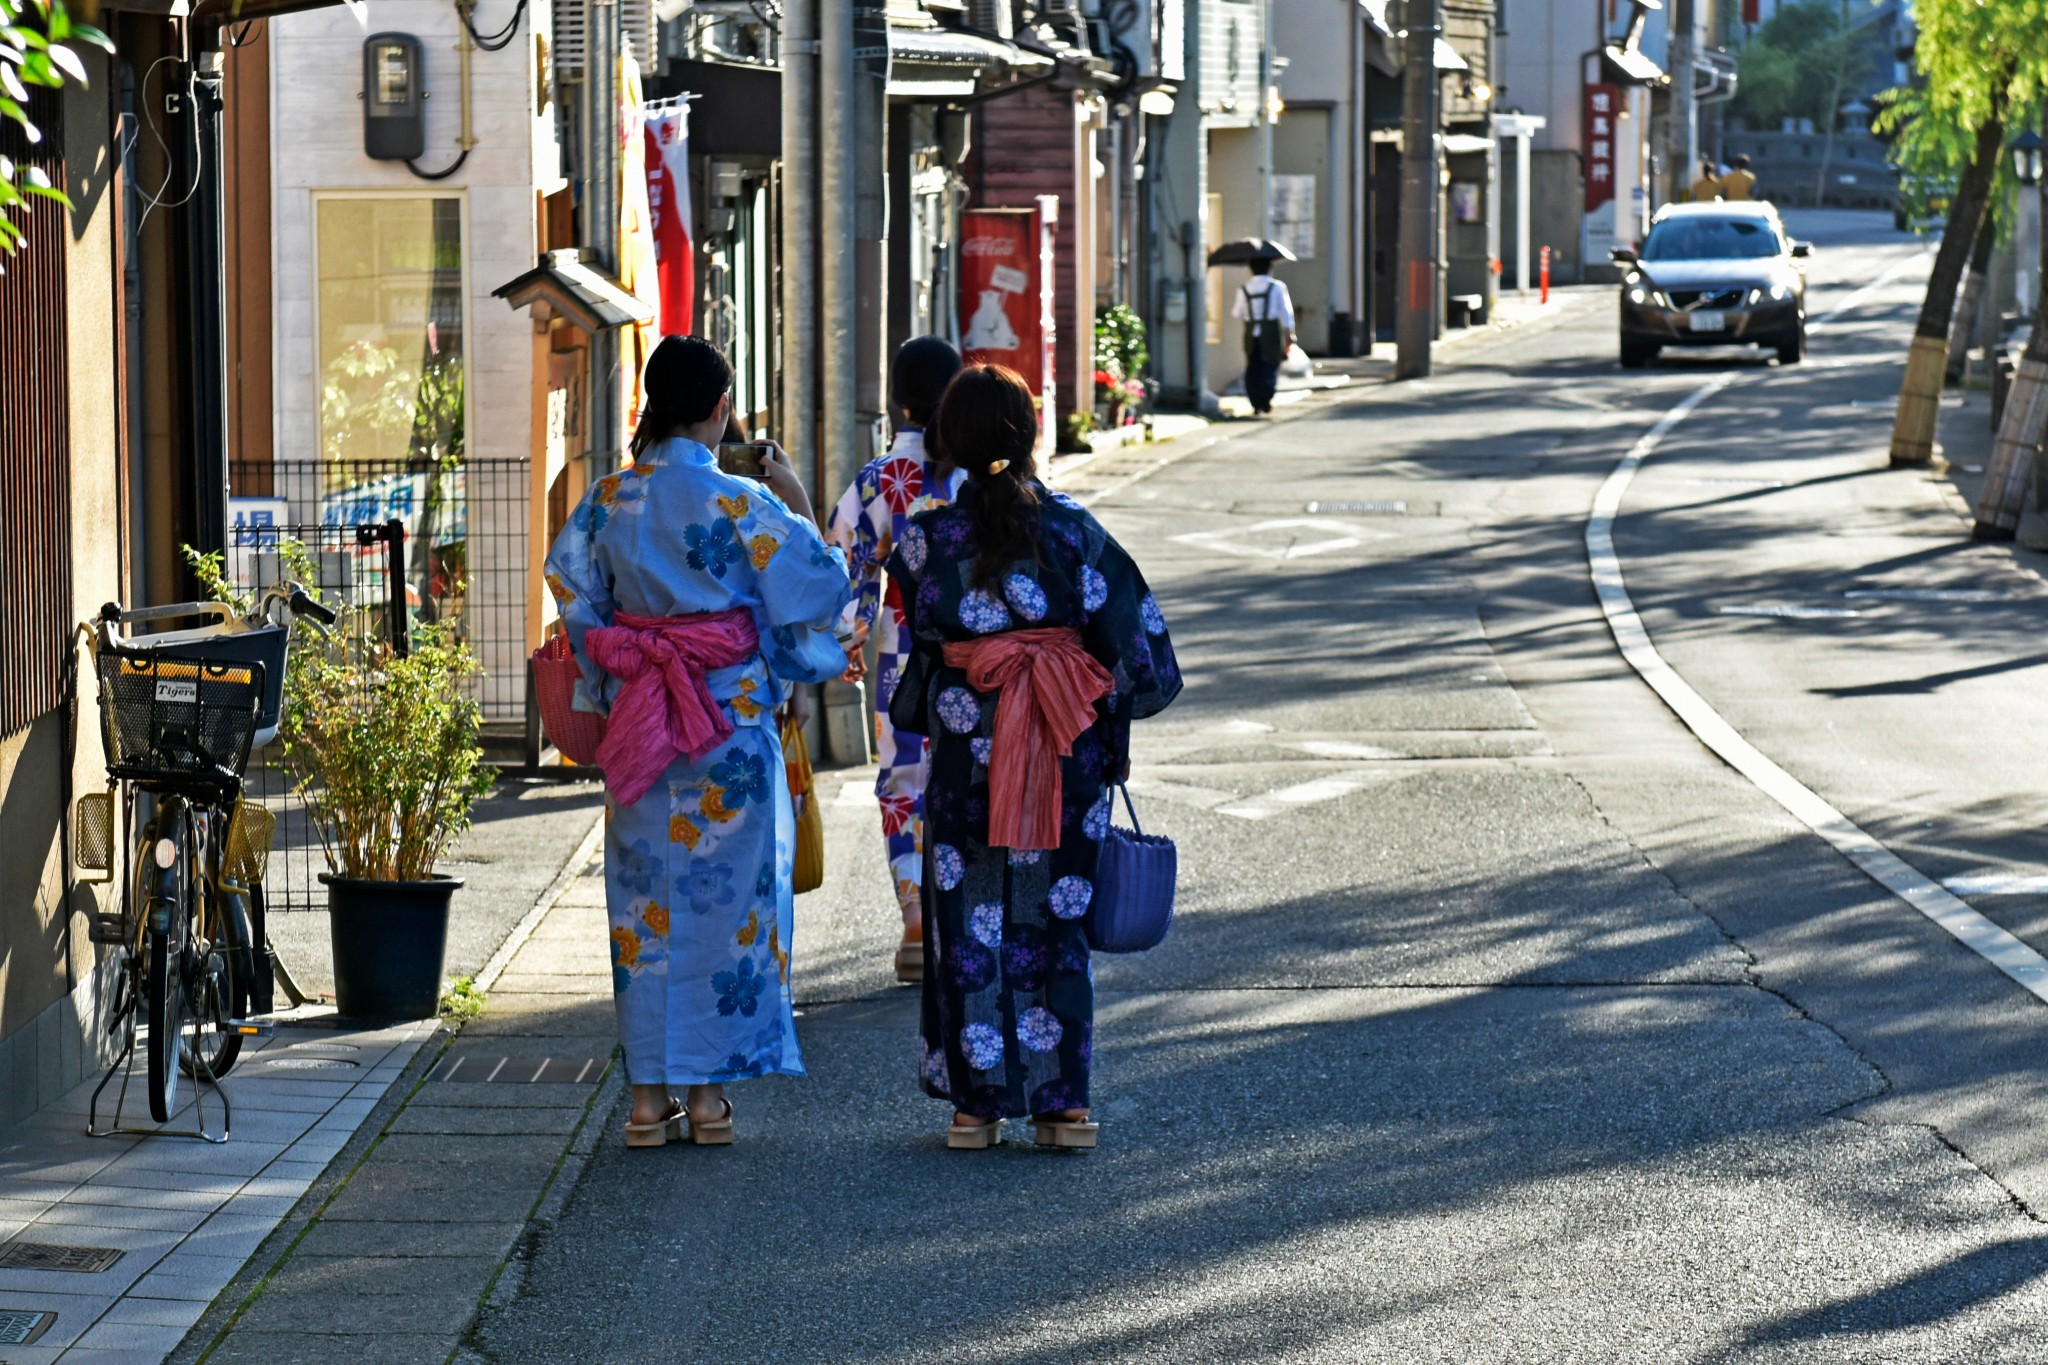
824, 427, 966, 918
544, 438, 851, 1086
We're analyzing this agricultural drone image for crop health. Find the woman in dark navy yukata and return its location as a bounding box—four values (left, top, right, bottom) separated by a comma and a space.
884, 364, 1182, 1151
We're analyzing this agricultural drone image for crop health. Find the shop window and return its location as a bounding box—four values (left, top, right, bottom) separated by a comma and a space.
314, 196, 467, 467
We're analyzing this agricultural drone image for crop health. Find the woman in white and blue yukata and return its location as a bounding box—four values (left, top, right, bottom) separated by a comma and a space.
545, 336, 851, 1149
824, 336, 967, 984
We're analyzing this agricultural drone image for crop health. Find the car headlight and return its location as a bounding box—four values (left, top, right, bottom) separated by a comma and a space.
1629, 286, 1648, 305
1769, 282, 1790, 301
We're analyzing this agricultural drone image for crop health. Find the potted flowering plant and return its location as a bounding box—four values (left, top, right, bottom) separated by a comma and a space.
1094, 305, 1151, 428
283, 624, 494, 1017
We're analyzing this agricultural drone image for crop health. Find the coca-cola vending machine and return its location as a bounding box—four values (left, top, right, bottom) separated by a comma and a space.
960, 197, 1057, 459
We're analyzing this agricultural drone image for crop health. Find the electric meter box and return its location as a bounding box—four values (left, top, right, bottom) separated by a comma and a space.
363, 33, 425, 161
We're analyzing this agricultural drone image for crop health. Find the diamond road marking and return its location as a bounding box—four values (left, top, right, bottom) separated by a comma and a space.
1216, 771, 1386, 820
1293, 740, 1403, 760
1123, 776, 1239, 810
1170, 518, 1371, 561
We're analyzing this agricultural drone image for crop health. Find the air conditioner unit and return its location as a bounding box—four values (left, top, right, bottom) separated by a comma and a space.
965, 0, 1013, 40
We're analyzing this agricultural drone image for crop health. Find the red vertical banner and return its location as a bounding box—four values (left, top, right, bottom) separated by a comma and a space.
961, 207, 1044, 421
644, 105, 695, 335
1583, 83, 1619, 213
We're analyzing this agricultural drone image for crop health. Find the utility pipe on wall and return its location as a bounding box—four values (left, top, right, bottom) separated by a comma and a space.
819, 0, 857, 503
780, 0, 818, 492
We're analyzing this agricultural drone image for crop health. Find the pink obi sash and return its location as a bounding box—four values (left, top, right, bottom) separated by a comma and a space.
942, 627, 1114, 851
585, 608, 760, 807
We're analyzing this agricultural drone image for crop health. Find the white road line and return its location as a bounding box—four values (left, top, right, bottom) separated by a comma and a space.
1587, 250, 2048, 1006
1216, 771, 1386, 820
1943, 875, 2048, 897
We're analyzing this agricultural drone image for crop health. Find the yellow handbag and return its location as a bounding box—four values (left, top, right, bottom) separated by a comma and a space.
783, 715, 825, 895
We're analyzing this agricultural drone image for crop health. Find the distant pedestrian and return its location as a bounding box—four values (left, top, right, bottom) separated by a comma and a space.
1688, 159, 1722, 203
1723, 154, 1757, 201
824, 336, 967, 984
1232, 257, 1296, 415
885, 363, 1182, 1151
545, 336, 852, 1149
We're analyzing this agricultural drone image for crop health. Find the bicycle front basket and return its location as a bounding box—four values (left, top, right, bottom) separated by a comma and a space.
96, 648, 266, 788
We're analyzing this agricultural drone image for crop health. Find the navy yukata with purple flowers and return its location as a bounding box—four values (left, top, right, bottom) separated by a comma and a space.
884, 482, 1182, 1119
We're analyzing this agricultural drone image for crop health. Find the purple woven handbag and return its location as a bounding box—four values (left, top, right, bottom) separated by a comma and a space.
1087, 784, 1177, 953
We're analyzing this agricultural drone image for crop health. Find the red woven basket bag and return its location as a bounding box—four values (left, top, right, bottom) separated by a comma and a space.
531, 634, 606, 767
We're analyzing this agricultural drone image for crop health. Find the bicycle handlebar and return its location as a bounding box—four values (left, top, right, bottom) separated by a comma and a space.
287, 589, 338, 626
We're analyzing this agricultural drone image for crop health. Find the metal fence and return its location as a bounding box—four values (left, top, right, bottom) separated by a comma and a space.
229, 458, 532, 722
225, 521, 410, 914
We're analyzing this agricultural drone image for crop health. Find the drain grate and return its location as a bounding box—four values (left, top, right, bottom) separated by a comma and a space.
429, 1053, 605, 1084
0, 1242, 122, 1274
263, 1058, 359, 1072
1306, 499, 1406, 515
285, 1041, 361, 1055
0, 1309, 54, 1345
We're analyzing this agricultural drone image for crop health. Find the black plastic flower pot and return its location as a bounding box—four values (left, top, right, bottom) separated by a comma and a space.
321, 873, 462, 1019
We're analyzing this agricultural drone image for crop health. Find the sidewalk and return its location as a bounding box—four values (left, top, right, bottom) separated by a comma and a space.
0, 790, 603, 1365
163, 826, 614, 1365
1935, 385, 2048, 557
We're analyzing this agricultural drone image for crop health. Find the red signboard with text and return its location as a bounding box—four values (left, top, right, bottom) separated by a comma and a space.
961, 206, 1055, 456
1583, 83, 1619, 213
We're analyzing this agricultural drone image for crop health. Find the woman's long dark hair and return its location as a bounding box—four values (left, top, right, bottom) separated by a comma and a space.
631, 335, 733, 459
933, 364, 1042, 587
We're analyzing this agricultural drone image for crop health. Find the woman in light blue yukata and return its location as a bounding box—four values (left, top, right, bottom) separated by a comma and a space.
545, 336, 851, 1149
824, 336, 966, 985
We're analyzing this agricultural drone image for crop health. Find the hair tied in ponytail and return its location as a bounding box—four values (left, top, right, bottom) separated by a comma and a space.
987, 460, 1010, 475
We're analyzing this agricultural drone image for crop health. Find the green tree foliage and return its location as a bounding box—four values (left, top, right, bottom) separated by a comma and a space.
284, 621, 494, 883
1732, 1, 1877, 134
1, 0, 111, 259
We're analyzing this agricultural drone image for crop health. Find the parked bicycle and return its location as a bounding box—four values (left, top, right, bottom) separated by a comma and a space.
75, 581, 334, 1135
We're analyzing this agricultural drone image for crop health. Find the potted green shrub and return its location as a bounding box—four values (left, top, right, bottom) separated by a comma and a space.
283, 625, 494, 1018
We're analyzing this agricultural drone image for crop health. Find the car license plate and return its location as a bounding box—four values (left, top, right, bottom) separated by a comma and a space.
1689, 311, 1726, 333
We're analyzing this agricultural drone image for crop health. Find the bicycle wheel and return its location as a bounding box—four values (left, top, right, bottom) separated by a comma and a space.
181, 887, 247, 1079
145, 804, 191, 1123
181, 946, 235, 1081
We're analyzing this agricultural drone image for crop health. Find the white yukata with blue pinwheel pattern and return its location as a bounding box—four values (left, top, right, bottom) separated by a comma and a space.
545, 438, 851, 1086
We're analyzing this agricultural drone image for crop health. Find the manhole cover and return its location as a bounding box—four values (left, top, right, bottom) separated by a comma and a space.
0, 1309, 54, 1345
0, 1242, 122, 1274
1306, 499, 1406, 514
429, 1053, 605, 1084
285, 1041, 361, 1055
263, 1058, 359, 1072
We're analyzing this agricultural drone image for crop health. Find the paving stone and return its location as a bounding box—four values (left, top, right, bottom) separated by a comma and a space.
265, 1253, 500, 1299
97, 1294, 209, 1327
386, 1106, 588, 1136
199, 1329, 461, 1365
31, 1200, 206, 1232
402, 1081, 602, 1108
317, 1173, 544, 1224
366, 1134, 568, 1165
72, 1319, 192, 1352
226, 1286, 481, 1336
290, 1219, 524, 1260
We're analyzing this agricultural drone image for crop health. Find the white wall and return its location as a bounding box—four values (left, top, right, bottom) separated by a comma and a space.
1498, 0, 1595, 154
270, 0, 559, 467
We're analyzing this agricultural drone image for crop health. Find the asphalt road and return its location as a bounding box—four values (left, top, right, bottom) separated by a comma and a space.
468, 210, 2048, 1363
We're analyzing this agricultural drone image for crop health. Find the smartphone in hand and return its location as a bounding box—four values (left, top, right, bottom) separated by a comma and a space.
717, 442, 771, 480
